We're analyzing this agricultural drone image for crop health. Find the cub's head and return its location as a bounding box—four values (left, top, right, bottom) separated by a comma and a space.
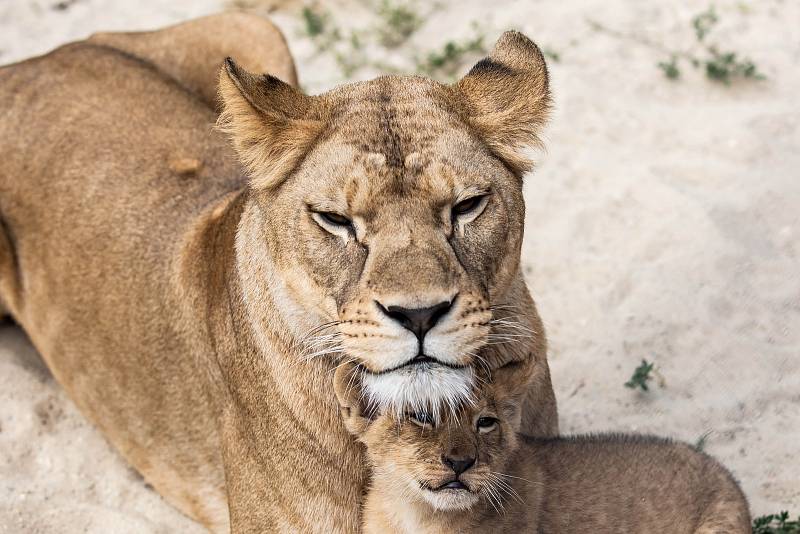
219, 31, 550, 412
333, 360, 532, 511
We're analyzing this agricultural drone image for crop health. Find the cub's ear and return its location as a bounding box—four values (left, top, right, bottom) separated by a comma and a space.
217, 58, 325, 189
488, 356, 536, 404
484, 357, 537, 431
332, 362, 373, 437
454, 31, 551, 176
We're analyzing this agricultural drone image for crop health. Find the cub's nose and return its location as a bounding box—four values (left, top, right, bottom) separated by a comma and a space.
377, 299, 453, 341
442, 455, 476, 475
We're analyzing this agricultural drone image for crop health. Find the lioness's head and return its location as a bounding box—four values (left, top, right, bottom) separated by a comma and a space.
333, 360, 531, 512
218, 31, 549, 412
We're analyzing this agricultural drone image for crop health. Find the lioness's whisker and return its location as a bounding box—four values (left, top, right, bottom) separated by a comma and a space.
489, 318, 536, 333
327, 357, 359, 376
300, 331, 345, 357
489, 303, 524, 313
299, 321, 342, 343
484, 339, 528, 347
306, 331, 344, 343
487, 332, 532, 340
301, 345, 345, 362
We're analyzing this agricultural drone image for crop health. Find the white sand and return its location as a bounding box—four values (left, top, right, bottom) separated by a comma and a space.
1, 0, 798, 531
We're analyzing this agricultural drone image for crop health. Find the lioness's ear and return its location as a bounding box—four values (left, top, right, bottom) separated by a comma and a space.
455, 31, 551, 176
332, 363, 372, 437
217, 58, 324, 189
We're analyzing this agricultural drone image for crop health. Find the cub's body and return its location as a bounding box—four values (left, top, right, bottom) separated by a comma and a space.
334, 364, 750, 534
521, 434, 751, 534
362, 432, 750, 534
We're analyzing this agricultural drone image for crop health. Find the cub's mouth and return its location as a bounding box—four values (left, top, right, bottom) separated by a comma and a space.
419, 477, 481, 511
433, 479, 470, 492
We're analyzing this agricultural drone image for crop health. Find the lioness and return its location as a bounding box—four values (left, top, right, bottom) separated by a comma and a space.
334, 362, 751, 534
0, 14, 556, 532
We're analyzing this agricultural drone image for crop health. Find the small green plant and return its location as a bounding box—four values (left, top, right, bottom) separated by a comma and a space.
703, 46, 762, 84
294, 1, 429, 79
293, 2, 482, 82
752, 511, 800, 534
692, 6, 718, 41
655, 6, 764, 83
588, 7, 764, 85
693, 431, 712, 452
416, 28, 486, 81
376, 0, 422, 47
625, 359, 655, 391
658, 55, 681, 79
299, 3, 352, 69
301, 5, 327, 37
542, 47, 561, 63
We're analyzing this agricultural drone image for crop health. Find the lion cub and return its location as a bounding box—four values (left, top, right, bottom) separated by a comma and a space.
334, 363, 750, 534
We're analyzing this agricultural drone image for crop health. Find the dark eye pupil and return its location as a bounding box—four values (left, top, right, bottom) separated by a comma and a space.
454, 197, 480, 214
411, 412, 433, 425
321, 212, 351, 226
477, 417, 496, 428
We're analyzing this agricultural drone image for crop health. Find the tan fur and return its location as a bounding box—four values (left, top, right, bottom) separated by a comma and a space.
87, 12, 298, 107
216, 31, 559, 426
335, 363, 752, 534
0, 21, 557, 532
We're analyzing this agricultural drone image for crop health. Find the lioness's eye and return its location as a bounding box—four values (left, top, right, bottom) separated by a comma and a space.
476, 416, 498, 433
408, 412, 435, 428
452, 194, 489, 223
311, 210, 354, 240
316, 211, 352, 227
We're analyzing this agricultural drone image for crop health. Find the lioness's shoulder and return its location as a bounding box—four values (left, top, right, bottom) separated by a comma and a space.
0, 40, 172, 94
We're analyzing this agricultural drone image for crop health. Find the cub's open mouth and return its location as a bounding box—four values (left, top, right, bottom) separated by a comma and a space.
363, 355, 467, 376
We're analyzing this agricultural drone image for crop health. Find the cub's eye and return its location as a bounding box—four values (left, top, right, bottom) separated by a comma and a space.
408, 412, 435, 428
476, 416, 498, 433
452, 194, 490, 223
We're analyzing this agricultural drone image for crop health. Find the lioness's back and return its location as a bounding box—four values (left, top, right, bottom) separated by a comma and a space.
0, 41, 242, 212
0, 42, 242, 318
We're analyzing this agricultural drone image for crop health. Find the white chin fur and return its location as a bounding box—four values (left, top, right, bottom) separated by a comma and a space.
421, 489, 481, 511
361, 363, 475, 420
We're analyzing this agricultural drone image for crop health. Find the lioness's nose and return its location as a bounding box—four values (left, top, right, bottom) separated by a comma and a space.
442, 455, 476, 475
378, 300, 453, 341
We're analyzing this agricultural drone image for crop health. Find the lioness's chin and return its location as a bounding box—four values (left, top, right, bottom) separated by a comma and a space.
361, 363, 474, 417
420, 488, 481, 511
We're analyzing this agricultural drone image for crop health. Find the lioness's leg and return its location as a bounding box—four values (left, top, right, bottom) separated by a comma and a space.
88, 12, 298, 110
0, 214, 20, 319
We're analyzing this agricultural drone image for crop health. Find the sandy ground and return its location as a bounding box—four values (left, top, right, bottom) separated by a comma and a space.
1, 0, 798, 532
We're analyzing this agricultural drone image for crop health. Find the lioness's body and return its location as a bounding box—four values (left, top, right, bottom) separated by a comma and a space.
0, 17, 557, 532
365, 434, 751, 534
0, 14, 351, 532
0, 37, 229, 534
